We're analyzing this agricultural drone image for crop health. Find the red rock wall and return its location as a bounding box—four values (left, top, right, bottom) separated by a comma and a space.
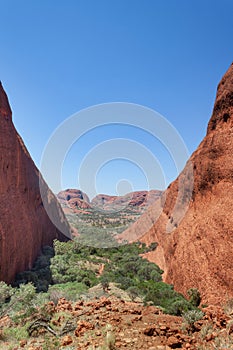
119, 63, 233, 305
0, 82, 71, 283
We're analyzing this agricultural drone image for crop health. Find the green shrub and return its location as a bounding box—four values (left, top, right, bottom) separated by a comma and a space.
165, 299, 193, 316
137, 263, 162, 282
0, 281, 14, 304
127, 286, 141, 301
143, 282, 195, 315
48, 282, 87, 301
9, 238, 196, 318
182, 309, 204, 331
187, 288, 201, 307
1, 283, 37, 321
4, 322, 30, 341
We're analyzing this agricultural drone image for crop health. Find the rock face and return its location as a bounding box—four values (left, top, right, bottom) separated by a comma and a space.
0, 82, 71, 283
119, 63, 233, 305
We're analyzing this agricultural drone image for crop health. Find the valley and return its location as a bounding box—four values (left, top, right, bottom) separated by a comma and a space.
0, 54, 233, 349
57, 189, 162, 247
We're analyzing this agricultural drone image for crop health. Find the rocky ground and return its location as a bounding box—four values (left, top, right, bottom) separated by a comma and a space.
1, 293, 233, 350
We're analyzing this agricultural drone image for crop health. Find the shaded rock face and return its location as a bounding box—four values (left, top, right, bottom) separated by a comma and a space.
0, 82, 71, 283
119, 63, 233, 305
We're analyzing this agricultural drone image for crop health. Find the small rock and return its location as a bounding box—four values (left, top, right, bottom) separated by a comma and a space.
60, 335, 73, 346
167, 335, 182, 348
20, 339, 27, 347
124, 338, 132, 343
143, 326, 156, 336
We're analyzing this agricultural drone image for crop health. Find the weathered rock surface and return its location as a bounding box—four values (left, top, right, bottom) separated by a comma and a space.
119, 63, 233, 305
0, 82, 71, 283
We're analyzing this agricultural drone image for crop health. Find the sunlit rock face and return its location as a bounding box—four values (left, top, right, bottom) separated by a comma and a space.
119, 63, 233, 305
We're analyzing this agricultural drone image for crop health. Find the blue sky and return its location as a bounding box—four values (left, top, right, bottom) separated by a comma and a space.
0, 0, 233, 198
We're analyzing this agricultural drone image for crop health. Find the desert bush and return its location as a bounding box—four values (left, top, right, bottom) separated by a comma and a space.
187, 288, 201, 307
49, 288, 65, 305
51, 242, 98, 288
103, 324, 116, 350
213, 334, 233, 349
48, 282, 87, 301
143, 282, 195, 315
200, 323, 213, 339
116, 276, 133, 290
223, 298, 233, 316
12, 238, 196, 317
0, 283, 37, 321
146, 242, 158, 252
166, 299, 194, 316
53, 239, 73, 256
0, 281, 14, 304
127, 286, 141, 301
182, 309, 204, 331
100, 276, 110, 292
137, 263, 162, 282
4, 322, 30, 341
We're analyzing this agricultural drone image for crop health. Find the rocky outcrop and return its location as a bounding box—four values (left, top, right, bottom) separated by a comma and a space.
57, 189, 162, 214
119, 63, 233, 305
57, 189, 91, 211
57, 189, 90, 204
0, 82, 71, 283
91, 190, 162, 212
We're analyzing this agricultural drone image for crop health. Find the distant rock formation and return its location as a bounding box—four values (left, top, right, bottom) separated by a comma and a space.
57, 189, 91, 212
119, 63, 233, 305
57, 189, 162, 214
0, 82, 71, 283
91, 190, 162, 212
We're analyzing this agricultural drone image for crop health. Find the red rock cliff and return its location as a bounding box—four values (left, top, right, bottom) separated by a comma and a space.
0, 82, 71, 283
119, 63, 233, 305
